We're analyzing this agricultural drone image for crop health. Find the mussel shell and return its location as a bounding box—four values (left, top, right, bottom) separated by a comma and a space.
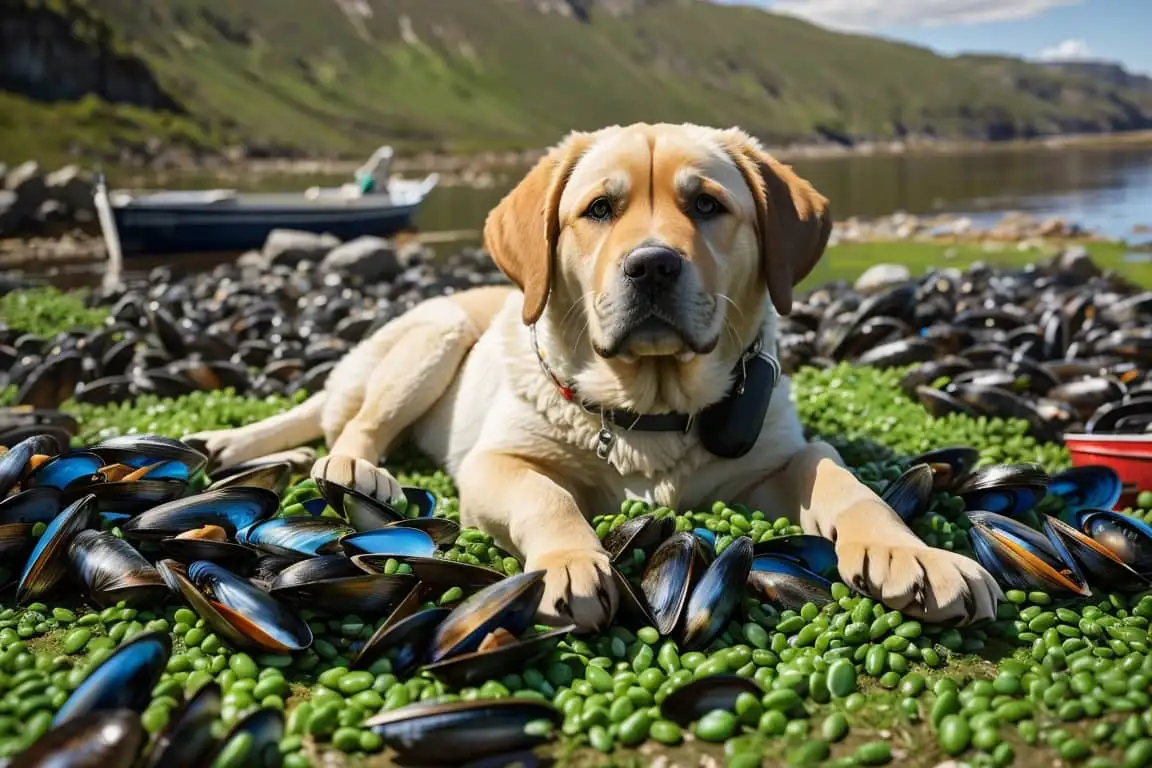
0, 486, 62, 560
90, 434, 207, 475
333, 527, 437, 559
1078, 510, 1152, 574
385, 517, 460, 547
352, 554, 507, 589
602, 514, 677, 563
11, 709, 145, 768
16, 351, 83, 410
122, 487, 279, 540
640, 532, 708, 636
955, 463, 1049, 517
270, 554, 363, 588
16, 493, 96, 604
270, 571, 417, 617
240, 517, 355, 559
430, 570, 546, 663
422, 625, 574, 689
1048, 466, 1122, 513
1087, 397, 1152, 434
69, 529, 168, 607
351, 589, 444, 675
611, 566, 657, 629
903, 446, 980, 492
23, 451, 104, 490
323, 483, 403, 530
750, 535, 836, 578
138, 682, 222, 768
205, 461, 292, 496
53, 631, 172, 726
364, 698, 561, 765
203, 707, 284, 768
679, 536, 752, 652
0, 433, 59, 497
157, 537, 260, 571
916, 385, 981, 418
76, 478, 191, 514
967, 511, 1090, 596
747, 555, 834, 610
1042, 515, 1151, 591
659, 675, 765, 727
880, 463, 934, 522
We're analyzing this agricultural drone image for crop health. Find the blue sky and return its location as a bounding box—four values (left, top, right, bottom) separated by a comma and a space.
716, 0, 1151, 75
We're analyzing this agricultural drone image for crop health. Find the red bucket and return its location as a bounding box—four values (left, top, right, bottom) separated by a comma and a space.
1063, 433, 1152, 508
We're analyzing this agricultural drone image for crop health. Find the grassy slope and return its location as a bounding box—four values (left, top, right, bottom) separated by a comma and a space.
7, 0, 1152, 162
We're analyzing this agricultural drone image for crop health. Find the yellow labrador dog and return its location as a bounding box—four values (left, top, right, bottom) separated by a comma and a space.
187, 123, 1001, 632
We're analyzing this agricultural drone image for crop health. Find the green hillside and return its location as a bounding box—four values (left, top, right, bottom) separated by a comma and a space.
5, 0, 1152, 161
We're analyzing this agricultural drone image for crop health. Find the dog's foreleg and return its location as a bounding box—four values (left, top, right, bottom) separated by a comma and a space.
457, 450, 619, 632
739, 440, 1001, 625
184, 392, 326, 471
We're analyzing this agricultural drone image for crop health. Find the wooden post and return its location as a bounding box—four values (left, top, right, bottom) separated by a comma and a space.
93, 174, 124, 292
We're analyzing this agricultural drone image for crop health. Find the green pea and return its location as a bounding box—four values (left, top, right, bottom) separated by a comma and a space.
854, 741, 894, 766
827, 659, 856, 697
62, 629, 90, 655
821, 712, 849, 743
938, 715, 971, 756
787, 740, 830, 766
649, 719, 683, 745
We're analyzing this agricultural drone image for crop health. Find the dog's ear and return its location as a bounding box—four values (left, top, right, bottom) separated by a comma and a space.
722, 130, 832, 316
483, 131, 594, 325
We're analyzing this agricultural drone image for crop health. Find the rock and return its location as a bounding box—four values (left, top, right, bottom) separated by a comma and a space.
1056, 244, 1102, 281
854, 263, 911, 292
45, 165, 96, 215
320, 236, 401, 281
35, 200, 71, 237
262, 229, 340, 268
237, 250, 268, 270
6, 162, 47, 214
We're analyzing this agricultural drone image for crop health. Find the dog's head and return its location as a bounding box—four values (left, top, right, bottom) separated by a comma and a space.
484, 123, 831, 412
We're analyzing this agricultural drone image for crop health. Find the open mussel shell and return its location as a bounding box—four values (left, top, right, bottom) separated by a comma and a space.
240, 517, 355, 559
422, 625, 575, 689
916, 385, 980, 418
0, 433, 59, 497
203, 707, 284, 768
602, 514, 677, 563
90, 434, 207, 475
351, 588, 445, 675
269, 559, 417, 617
904, 446, 981, 492
69, 529, 168, 607
11, 708, 146, 768
1042, 514, 1151, 591
23, 450, 103, 490
967, 511, 1090, 596
122, 487, 279, 540
53, 631, 172, 727
679, 536, 752, 652
659, 675, 765, 727
16, 493, 96, 605
612, 566, 657, 629
364, 698, 561, 766
751, 535, 836, 579
880, 463, 935, 522
1078, 510, 1152, 574
0, 486, 62, 560
138, 682, 222, 768
319, 479, 438, 529
333, 526, 437, 558
692, 528, 717, 562
955, 463, 1049, 517
352, 554, 507, 589
158, 536, 260, 572
158, 559, 313, 653
205, 461, 292, 496
747, 555, 834, 610
640, 532, 709, 636
1048, 466, 1123, 513
430, 570, 546, 664
385, 516, 460, 547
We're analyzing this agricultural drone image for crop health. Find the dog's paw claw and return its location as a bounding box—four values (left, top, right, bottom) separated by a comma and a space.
311, 454, 402, 504
527, 548, 619, 633
836, 539, 1003, 626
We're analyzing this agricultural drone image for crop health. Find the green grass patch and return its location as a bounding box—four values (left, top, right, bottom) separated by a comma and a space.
0, 286, 109, 338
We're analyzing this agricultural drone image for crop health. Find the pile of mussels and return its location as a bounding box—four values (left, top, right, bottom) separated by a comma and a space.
3, 421, 1152, 763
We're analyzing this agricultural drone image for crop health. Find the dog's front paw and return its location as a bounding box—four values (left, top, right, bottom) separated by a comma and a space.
183, 429, 251, 470
311, 454, 402, 504
836, 537, 1002, 625
527, 548, 619, 633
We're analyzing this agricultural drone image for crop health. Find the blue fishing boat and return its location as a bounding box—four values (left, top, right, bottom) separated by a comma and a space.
93, 146, 439, 260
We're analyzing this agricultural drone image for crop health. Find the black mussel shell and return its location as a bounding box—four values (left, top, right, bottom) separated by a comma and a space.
385, 517, 460, 547
1048, 466, 1122, 513
880, 463, 934, 522
250, 555, 300, 588
90, 434, 207, 475
1042, 515, 1151, 591
659, 675, 765, 727
679, 536, 752, 652
640, 532, 708, 636
333, 526, 437, 558
240, 517, 355, 559
1078, 510, 1152, 574
0, 406, 78, 440
319, 480, 438, 529
158, 536, 260, 572
138, 682, 222, 768
364, 698, 561, 766
747, 555, 834, 610
52, 631, 172, 727
351, 588, 443, 675
602, 514, 677, 563
69, 529, 168, 607
1047, 377, 1125, 421
353, 554, 507, 589
77, 478, 191, 514
23, 451, 104, 491
903, 446, 980, 492
854, 338, 937, 369
16, 351, 84, 410
955, 463, 1049, 517
270, 568, 417, 617
0, 433, 59, 497
270, 554, 363, 588
205, 461, 292, 496
430, 571, 546, 663
422, 625, 574, 689
967, 511, 1090, 596
203, 706, 284, 768
16, 493, 96, 605
122, 487, 279, 540
692, 528, 717, 562
0, 486, 62, 560
611, 566, 657, 629
750, 535, 837, 579
899, 357, 974, 398
916, 385, 981, 418
10, 709, 145, 768
1087, 397, 1152, 434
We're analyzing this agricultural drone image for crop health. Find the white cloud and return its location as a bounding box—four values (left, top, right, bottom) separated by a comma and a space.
1038, 38, 1093, 61
767, 0, 1086, 32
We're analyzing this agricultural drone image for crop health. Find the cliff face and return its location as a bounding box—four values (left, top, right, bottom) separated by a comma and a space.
0, 0, 181, 111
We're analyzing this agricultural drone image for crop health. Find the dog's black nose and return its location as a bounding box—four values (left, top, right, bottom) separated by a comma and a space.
622, 245, 682, 290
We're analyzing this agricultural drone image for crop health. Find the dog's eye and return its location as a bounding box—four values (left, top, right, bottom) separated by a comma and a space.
693, 194, 724, 219
583, 197, 614, 222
